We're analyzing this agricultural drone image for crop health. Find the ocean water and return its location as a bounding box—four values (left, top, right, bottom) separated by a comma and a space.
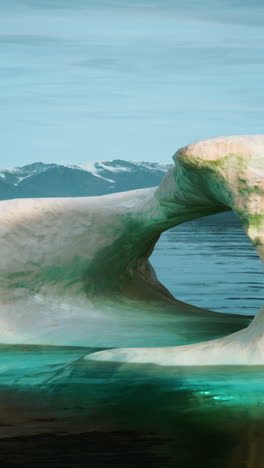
1, 0, 264, 166
151, 216, 264, 317
1, 347, 264, 467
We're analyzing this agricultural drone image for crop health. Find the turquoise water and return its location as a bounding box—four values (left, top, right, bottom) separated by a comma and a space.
1, 347, 264, 467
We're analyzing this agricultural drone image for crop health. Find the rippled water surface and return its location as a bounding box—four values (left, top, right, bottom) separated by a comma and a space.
2, 0, 264, 166
151, 216, 264, 316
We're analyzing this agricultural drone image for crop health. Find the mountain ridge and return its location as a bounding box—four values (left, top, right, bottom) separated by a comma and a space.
0, 160, 238, 225
0, 160, 171, 199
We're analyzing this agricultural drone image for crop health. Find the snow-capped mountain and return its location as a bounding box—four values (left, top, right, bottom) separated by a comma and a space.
0, 160, 171, 199
0, 159, 238, 225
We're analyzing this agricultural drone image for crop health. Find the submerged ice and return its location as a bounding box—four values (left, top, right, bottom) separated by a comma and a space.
0, 135, 263, 364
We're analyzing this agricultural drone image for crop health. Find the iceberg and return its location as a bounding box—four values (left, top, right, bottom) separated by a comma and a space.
0, 135, 263, 363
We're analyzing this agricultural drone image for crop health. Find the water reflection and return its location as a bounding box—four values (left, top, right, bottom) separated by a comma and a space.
1, 346, 264, 467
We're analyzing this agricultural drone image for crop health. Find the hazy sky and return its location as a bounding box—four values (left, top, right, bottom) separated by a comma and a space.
1, 0, 264, 166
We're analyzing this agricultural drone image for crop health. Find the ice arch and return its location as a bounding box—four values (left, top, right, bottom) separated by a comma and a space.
0, 135, 263, 357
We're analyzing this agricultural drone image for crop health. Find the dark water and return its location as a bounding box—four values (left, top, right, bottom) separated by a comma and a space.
1, 346, 264, 467
151, 216, 264, 316
0, 218, 263, 467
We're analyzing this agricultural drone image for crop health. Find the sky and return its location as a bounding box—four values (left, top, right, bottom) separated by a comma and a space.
0, 0, 264, 167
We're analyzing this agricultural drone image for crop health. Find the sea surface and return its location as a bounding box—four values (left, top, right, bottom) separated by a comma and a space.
1, 0, 264, 166
151, 215, 264, 317
0, 216, 263, 467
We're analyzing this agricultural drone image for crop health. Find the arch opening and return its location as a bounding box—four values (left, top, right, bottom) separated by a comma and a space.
150, 211, 264, 317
